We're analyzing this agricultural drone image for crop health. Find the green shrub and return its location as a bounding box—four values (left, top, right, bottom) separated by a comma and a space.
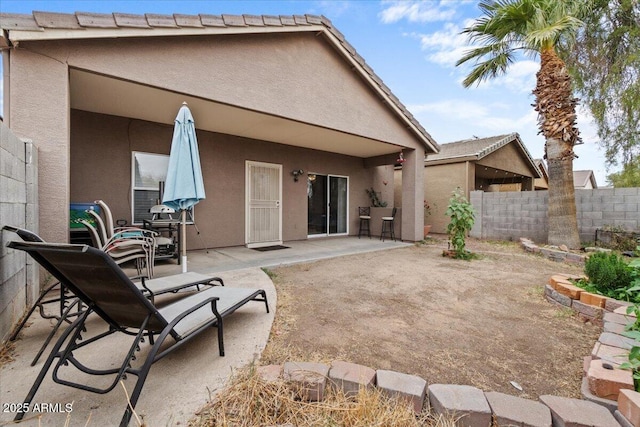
445, 188, 475, 260
584, 252, 634, 293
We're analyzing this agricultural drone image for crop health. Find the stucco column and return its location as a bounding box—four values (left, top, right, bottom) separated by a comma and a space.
401, 148, 425, 241
9, 48, 70, 243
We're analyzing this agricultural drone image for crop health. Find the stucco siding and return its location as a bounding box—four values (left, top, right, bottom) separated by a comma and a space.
8, 49, 70, 244
20, 33, 420, 149
70, 110, 374, 248
476, 143, 535, 177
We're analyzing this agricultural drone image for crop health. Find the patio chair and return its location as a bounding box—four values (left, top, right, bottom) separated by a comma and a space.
94, 199, 176, 267
8, 240, 269, 427
358, 207, 371, 239
380, 207, 397, 242
2, 225, 83, 366
81, 216, 156, 278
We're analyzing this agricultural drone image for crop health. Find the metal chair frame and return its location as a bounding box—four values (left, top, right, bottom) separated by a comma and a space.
380, 207, 398, 242
8, 241, 269, 427
357, 207, 371, 239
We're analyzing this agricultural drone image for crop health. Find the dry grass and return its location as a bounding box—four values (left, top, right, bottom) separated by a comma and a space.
189, 365, 457, 427
0, 339, 16, 368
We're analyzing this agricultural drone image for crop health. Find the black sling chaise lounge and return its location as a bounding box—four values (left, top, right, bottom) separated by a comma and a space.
8, 241, 269, 427
3, 226, 224, 365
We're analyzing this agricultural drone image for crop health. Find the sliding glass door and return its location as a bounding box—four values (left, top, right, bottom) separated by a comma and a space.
307, 174, 348, 236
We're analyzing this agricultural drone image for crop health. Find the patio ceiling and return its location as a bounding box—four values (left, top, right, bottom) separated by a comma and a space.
70, 69, 404, 158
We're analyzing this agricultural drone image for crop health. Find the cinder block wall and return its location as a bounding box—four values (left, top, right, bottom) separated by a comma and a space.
0, 122, 39, 342
470, 188, 640, 244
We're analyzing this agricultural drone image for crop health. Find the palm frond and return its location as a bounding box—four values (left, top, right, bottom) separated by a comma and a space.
461, 51, 515, 88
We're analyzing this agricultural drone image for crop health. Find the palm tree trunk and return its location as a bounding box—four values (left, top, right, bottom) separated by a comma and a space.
534, 48, 581, 248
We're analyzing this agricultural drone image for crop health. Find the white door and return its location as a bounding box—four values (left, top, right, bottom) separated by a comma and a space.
246, 161, 282, 248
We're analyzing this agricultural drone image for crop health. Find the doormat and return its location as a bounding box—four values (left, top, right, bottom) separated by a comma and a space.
252, 245, 290, 252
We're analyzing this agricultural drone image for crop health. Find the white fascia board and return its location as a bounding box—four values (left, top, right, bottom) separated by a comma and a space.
6, 24, 321, 43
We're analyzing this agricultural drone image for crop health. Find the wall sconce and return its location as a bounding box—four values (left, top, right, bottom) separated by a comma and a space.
291, 169, 305, 182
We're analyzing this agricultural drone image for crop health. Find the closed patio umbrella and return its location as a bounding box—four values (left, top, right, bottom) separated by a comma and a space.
162, 102, 206, 273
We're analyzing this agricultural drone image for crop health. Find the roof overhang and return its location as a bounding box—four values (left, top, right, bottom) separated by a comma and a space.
1, 12, 439, 156
70, 69, 404, 158
424, 133, 542, 178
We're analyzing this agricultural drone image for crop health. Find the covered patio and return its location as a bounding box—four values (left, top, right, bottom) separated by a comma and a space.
1, 11, 439, 252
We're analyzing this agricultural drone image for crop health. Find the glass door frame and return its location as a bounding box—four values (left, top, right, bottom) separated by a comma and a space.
307, 172, 349, 238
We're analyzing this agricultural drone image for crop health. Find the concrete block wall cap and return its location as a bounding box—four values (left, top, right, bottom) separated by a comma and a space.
604, 321, 627, 335
581, 377, 620, 413
329, 361, 376, 387
283, 361, 330, 402
554, 282, 583, 299
608, 300, 635, 312
614, 306, 637, 317
587, 359, 634, 400
484, 391, 552, 427
605, 312, 637, 326
539, 394, 621, 427
283, 361, 330, 380
257, 364, 283, 383
376, 370, 427, 415
428, 384, 491, 412
428, 384, 492, 427
591, 342, 630, 367
376, 369, 426, 395
615, 410, 635, 427
599, 331, 639, 350
618, 389, 640, 427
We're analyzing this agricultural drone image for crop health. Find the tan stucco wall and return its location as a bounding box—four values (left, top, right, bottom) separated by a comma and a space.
70, 110, 374, 248
8, 32, 427, 242
7, 49, 70, 243
19, 32, 422, 149
395, 162, 470, 234
476, 144, 535, 177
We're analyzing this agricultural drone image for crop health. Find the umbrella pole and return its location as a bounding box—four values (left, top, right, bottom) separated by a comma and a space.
181, 210, 187, 273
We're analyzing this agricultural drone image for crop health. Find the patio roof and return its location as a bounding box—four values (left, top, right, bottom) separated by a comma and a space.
425, 133, 542, 178
0, 12, 439, 158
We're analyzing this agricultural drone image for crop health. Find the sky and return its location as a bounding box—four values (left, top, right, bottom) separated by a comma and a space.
0, 0, 611, 185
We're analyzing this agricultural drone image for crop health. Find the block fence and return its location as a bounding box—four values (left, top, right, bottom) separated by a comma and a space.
470, 188, 640, 245
0, 122, 39, 342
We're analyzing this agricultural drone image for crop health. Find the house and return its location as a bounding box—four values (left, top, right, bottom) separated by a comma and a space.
573, 170, 598, 189
394, 133, 541, 234
0, 11, 439, 249
534, 159, 549, 190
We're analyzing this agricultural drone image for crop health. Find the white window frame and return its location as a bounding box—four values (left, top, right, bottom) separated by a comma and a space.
131, 151, 169, 225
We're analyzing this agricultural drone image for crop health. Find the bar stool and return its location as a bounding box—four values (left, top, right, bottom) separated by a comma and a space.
358, 207, 371, 238
380, 207, 397, 242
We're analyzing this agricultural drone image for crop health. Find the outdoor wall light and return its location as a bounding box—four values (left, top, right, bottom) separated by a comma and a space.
291, 169, 305, 182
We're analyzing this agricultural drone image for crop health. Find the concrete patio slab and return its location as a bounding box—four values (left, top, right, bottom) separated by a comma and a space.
0, 267, 275, 426
153, 236, 412, 275
1, 237, 409, 426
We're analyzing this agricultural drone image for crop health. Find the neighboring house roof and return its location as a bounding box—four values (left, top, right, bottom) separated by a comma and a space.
573, 170, 598, 189
534, 159, 548, 179
0, 11, 439, 153
425, 133, 542, 178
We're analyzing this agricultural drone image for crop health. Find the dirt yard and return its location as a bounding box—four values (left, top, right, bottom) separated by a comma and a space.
261, 236, 601, 400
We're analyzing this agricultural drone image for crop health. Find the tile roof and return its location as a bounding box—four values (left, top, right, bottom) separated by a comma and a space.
426, 133, 542, 176
0, 11, 438, 151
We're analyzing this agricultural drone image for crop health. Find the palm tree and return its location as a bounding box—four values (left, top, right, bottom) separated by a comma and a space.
456, 0, 588, 248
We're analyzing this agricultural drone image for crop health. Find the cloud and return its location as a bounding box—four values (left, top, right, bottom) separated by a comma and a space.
472, 60, 539, 94
410, 19, 538, 94
379, 0, 458, 24
315, 1, 353, 18
408, 99, 538, 139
